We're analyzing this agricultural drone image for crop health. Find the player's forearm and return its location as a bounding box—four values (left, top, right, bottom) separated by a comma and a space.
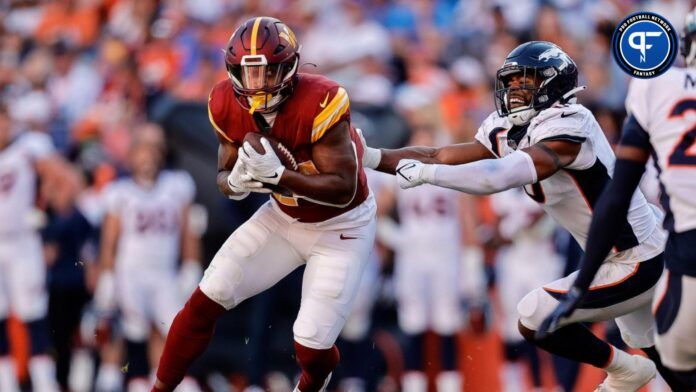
279, 170, 356, 206
376, 146, 440, 174
572, 159, 646, 291
422, 151, 538, 195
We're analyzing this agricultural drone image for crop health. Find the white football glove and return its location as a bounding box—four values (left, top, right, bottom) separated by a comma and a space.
227, 159, 269, 198
239, 138, 285, 186
395, 159, 436, 189
356, 128, 381, 169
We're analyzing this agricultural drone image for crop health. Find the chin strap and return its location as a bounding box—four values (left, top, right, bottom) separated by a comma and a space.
561, 85, 587, 102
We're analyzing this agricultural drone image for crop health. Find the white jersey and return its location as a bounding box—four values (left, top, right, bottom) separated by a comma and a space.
395, 183, 461, 260
104, 170, 195, 270
626, 67, 696, 233
475, 104, 664, 264
0, 132, 54, 234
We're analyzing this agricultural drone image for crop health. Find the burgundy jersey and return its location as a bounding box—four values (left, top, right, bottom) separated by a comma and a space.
208, 73, 369, 222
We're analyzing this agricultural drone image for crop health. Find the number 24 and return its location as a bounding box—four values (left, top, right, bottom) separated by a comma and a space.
668, 99, 696, 166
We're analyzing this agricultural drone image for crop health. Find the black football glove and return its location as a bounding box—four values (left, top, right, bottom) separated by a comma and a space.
535, 286, 585, 340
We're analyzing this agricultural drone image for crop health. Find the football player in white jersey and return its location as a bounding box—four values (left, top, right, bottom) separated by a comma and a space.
376, 129, 475, 392
0, 103, 63, 392
95, 125, 202, 392
360, 41, 682, 391
540, 10, 696, 390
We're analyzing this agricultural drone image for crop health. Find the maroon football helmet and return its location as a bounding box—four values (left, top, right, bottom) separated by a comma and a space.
225, 17, 301, 113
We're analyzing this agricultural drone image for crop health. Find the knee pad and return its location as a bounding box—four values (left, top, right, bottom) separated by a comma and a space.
517, 290, 544, 331
26, 319, 51, 355
125, 340, 149, 379
0, 319, 7, 355
199, 262, 243, 310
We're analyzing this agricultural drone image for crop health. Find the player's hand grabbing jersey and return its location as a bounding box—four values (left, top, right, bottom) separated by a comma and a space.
475, 103, 664, 264
208, 73, 369, 223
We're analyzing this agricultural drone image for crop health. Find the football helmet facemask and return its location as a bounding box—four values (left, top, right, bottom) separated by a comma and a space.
225, 17, 301, 114
681, 8, 696, 68
495, 41, 584, 126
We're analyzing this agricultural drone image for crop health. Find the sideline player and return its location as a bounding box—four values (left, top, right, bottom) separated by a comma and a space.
151, 17, 376, 392
540, 10, 696, 390
95, 124, 201, 392
361, 41, 676, 391
0, 103, 63, 392
376, 128, 470, 392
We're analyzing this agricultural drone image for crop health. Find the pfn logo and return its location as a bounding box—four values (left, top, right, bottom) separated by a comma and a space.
628, 31, 663, 63
612, 12, 677, 78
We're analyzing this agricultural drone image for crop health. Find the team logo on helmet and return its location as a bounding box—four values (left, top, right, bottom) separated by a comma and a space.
612, 12, 678, 78
538, 47, 572, 70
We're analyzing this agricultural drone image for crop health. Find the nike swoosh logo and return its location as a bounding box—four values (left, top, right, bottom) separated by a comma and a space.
319, 92, 330, 108
340, 234, 358, 240
396, 163, 416, 181
560, 112, 578, 118
260, 173, 279, 179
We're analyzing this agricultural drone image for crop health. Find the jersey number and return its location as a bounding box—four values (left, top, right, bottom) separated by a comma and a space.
668, 99, 696, 166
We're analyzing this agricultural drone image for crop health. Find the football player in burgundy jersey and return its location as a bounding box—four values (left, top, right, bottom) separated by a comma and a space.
151, 17, 376, 392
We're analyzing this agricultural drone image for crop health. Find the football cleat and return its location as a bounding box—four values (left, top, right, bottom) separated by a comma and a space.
595, 354, 656, 392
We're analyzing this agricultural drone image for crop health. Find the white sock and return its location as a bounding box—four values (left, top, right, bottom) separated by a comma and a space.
0, 357, 19, 392
402, 371, 427, 392
175, 376, 202, 392
501, 362, 524, 392
95, 363, 123, 392
127, 377, 150, 392
69, 349, 94, 392
604, 346, 632, 373
436, 370, 462, 392
29, 355, 60, 392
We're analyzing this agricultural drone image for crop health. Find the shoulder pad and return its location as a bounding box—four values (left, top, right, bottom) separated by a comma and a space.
528, 104, 591, 145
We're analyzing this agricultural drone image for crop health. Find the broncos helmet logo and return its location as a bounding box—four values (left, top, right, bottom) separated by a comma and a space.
538, 47, 572, 70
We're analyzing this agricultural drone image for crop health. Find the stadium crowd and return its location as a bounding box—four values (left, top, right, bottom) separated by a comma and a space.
0, 0, 691, 391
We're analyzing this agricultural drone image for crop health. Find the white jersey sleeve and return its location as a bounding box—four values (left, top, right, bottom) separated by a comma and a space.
528, 104, 597, 170
17, 132, 55, 161
474, 111, 511, 157
163, 171, 196, 206
625, 78, 653, 130
103, 181, 126, 216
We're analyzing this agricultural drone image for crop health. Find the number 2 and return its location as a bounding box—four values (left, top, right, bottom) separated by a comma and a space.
668, 99, 696, 167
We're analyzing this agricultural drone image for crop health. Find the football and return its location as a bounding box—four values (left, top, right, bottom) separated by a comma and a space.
243, 132, 298, 196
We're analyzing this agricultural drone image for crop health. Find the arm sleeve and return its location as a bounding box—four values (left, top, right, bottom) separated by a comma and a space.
571, 159, 647, 291
423, 150, 538, 195
618, 114, 651, 150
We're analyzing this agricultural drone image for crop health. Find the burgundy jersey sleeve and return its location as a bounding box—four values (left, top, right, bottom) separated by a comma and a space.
309, 84, 350, 143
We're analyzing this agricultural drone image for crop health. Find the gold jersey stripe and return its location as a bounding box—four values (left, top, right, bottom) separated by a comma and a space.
250, 17, 263, 55
311, 88, 349, 142
208, 99, 233, 143
313, 88, 347, 127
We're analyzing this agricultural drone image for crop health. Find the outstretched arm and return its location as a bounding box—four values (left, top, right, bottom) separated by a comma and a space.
374, 140, 495, 174
396, 140, 581, 194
